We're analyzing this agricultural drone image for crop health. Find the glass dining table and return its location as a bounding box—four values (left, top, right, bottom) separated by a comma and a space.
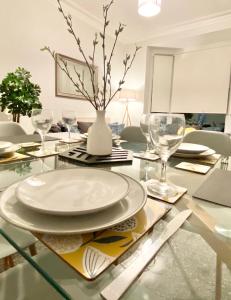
0, 137, 231, 300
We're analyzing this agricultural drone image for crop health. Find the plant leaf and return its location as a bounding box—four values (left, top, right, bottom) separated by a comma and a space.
94, 236, 126, 244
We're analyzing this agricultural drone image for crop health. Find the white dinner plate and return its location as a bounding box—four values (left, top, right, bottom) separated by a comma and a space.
173, 148, 215, 158
0, 175, 146, 235
0, 141, 13, 153
0, 144, 20, 157
16, 168, 129, 216
176, 143, 209, 154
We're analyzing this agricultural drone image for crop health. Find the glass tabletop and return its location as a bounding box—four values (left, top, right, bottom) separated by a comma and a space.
0, 137, 231, 299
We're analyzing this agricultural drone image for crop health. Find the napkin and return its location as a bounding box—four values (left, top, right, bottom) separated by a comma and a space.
193, 169, 231, 207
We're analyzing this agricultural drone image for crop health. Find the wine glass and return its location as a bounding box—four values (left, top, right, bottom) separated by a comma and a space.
62, 110, 77, 142
31, 109, 53, 154
147, 113, 185, 197
140, 113, 152, 155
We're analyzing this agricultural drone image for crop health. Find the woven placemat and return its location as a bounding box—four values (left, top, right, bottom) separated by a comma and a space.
0, 153, 30, 164
26, 150, 59, 158
34, 199, 170, 281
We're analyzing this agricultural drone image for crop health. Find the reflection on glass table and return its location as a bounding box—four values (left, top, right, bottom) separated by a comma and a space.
0, 230, 68, 300
0, 138, 231, 299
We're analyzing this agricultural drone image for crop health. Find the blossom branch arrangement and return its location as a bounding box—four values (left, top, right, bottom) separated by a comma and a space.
41, 0, 140, 111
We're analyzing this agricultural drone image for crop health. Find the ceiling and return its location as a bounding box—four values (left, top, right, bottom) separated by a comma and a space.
65, 0, 231, 44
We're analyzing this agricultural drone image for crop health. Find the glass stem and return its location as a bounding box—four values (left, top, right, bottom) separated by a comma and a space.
68, 126, 71, 140
146, 142, 150, 152
160, 159, 167, 183
39, 132, 45, 153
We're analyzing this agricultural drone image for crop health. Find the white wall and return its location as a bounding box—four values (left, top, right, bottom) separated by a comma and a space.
171, 45, 231, 113
143, 43, 231, 115
0, 0, 144, 132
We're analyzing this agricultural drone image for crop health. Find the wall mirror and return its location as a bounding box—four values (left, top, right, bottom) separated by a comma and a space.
55, 53, 97, 100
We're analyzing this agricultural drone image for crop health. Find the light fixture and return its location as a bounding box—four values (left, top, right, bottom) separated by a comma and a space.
138, 0, 161, 17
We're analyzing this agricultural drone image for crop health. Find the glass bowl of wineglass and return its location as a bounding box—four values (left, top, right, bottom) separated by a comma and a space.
62, 110, 77, 142
31, 109, 53, 154
147, 113, 185, 197
140, 113, 152, 156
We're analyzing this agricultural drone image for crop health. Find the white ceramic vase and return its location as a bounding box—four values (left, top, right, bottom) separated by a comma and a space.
87, 110, 112, 156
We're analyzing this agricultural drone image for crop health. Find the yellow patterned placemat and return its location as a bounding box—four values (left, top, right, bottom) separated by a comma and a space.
0, 152, 30, 164
34, 199, 169, 281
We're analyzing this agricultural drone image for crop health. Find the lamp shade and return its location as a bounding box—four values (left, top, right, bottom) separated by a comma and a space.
138, 0, 161, 17
118, 89, 138, 102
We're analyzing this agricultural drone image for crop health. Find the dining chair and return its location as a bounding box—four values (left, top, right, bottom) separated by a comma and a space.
0, 112, 10, 122
0, 219, 37, 270
0, 250, 77, 300
0, 253, 63, 299
183, 130, 231, 156
0, 121, 26, 137
120, 126, 147, 143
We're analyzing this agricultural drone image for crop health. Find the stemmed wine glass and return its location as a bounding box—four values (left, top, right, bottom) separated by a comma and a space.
140, 113, 152, 156
147, 113, 185, 197
31, 109, 53, 154
62, 110, 77, 142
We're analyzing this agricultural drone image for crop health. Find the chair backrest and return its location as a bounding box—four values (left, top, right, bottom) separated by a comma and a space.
183, 130, 231, 156
0, 121, 26, 137
120, 126, 146, 143
0, 112, 10, 121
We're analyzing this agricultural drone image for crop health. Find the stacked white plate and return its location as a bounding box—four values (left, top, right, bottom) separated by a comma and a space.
0, 141, 20, 157
174, 143, 215, 158
0, 168, 146, 235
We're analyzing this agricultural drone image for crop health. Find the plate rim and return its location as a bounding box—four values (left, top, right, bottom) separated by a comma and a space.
0, 141, 13, 151
0, 174, 147, 235
0, 144, 21, 156
177, 143, 209, 154
174, 148, 215, 158
15, 168, 130, 216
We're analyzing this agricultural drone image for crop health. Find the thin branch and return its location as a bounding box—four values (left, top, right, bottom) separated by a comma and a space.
100, 0, 113, 109
73, 65, 92, 101
90, 33, 99, 109
105, 22, 125, 101
41, 47, 97, 109
57, 0, 97, 100
42, 0, 141, 111
105, 46, 141, 108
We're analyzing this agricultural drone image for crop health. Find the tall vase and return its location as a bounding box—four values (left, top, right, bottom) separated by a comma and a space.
87, 110, 112, 156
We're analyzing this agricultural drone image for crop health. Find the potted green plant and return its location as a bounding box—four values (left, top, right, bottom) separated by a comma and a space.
0, 67, 42, 123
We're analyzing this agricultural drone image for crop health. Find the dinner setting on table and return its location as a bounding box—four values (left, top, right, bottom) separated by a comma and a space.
0, 109, 231, 300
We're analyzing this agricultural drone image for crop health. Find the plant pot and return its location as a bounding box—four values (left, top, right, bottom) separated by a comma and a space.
87, 110, 112, 156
